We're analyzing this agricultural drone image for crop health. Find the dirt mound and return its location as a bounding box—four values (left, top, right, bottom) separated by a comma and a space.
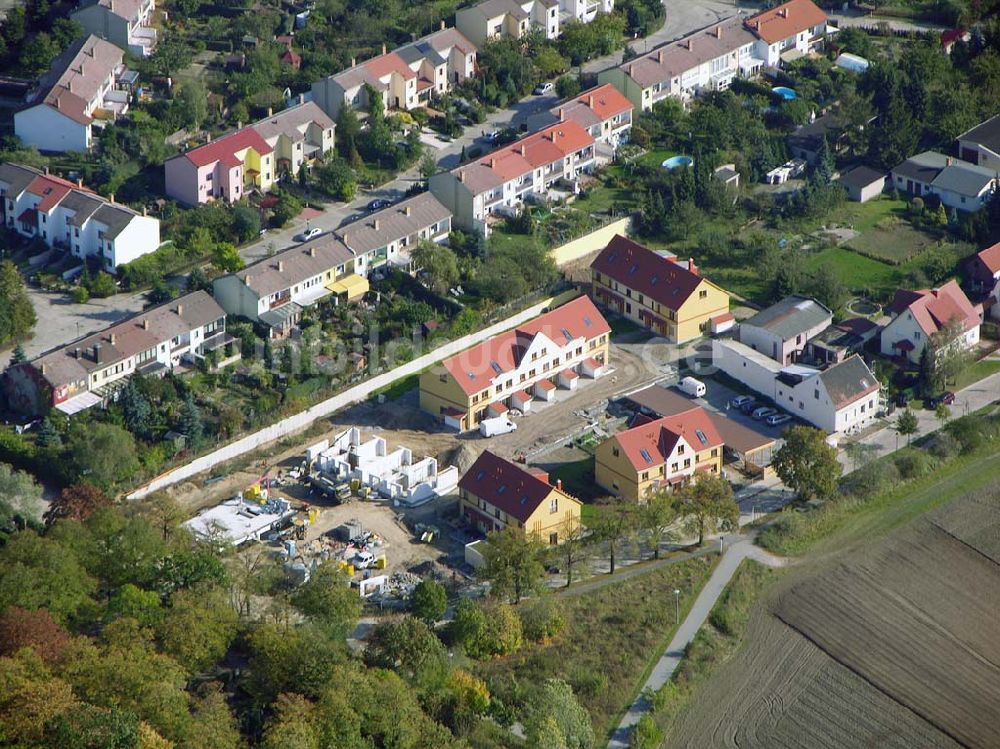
441, 443, 480, 475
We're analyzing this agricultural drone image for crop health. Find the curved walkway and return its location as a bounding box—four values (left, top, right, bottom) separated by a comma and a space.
607, 537, 790, 749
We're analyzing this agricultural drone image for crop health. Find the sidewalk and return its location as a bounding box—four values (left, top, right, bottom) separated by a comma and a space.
606, 537, 789, 749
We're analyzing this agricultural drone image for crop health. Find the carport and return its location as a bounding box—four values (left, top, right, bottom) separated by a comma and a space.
709, 416, 777, 478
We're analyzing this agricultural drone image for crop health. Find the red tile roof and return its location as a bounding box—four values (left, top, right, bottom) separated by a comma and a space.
975, 241, 1000, 274
26, 174, 79, 212
571, 84, 632, 121
888, 280, 980, 338
591, 235, 709, 312
612, 406, 722, 472
460, 450, 571, 524
365, 52, 416, 81
183, 128, 274, 168
441, 296, 610, 396
480, 120, 594, 179
746, 0, 827, 44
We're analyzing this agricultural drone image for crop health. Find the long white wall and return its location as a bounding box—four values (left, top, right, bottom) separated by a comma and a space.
128, 291, 578, 498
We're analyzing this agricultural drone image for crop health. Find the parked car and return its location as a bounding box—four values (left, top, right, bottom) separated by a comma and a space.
729, 395, 754, 409
752, 406, 777, 420
367, 198, 391, 211
295, 226, 322, 242
766, 413, 792, 426
739, 400, 760, 415
534, 81, 554, 95
354, 551, 376, 569
677, 376, 706, 397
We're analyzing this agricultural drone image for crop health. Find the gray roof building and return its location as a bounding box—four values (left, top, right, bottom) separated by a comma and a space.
337, 192, 451, 255
817, 355, 880, 409
743, 296, 832, 339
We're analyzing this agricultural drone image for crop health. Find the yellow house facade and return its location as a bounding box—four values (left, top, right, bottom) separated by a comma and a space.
458, 451, 582, 544
419, 296, 612, 431
594, 409, 723, 502
590, 234, 730, 343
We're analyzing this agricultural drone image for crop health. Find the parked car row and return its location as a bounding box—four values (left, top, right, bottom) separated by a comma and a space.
729, 395, 792, 427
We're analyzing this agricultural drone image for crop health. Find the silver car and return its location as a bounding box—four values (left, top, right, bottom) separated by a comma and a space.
752, 406, 777, 420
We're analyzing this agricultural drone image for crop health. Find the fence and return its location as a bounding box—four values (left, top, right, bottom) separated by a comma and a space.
128, 289, 581, 498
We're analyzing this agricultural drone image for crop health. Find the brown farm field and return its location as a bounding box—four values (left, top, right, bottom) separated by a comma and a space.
666, 473, 1000, 748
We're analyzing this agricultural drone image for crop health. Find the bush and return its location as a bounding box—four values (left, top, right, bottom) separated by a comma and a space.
845, 461, 899, 499
631, 714, 663, 749
893, 449, 933, 480
87, 271, 117, 298
452, 600, 522, 659
517, 596, 565, 642
70, 286, 90, 304
926, 431, 961, 460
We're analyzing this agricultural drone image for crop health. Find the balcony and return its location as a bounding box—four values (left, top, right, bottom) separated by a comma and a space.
128, 26, 157, 57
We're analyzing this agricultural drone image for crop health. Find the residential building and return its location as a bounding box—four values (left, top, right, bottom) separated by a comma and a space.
14, 36, 131, 153
595, 406, 723, 501
458, 450, 582, 543
396, 25, 478, 88
956, 112, 1000, 171
786, 112, 843, 164
837, 165, 886, 203
590, 234, 730, 343
456, 0, 560, 47
805, 319, 878, 365
335, 191, 452, 273
940, 28, 971, 55
0, 163, 160, 272
880, 281, 982, 364
4, 291, 230, 415
744, 0, 831, 67
165, 101, 334, 206
312, 48, 420, 119
213, 194, 451, 336
528, 83, 633, 150
598, 16, 760, 111
560, 0, 613, 24
738, 295, 832, 365
419, 295, 610, 431
890, 151, 999, 213
429, 120, 595, 235
713, 340, 881, 435
71, 0, 157, 57
965, 241, 1000, 292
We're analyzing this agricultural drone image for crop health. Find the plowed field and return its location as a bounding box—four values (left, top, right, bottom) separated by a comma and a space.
667, 476, 1000, 749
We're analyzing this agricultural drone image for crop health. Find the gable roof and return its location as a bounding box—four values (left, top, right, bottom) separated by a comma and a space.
972, 241, 1000, 275
336, 192, 451, 255
250, 101, 334, 143
837, 165, 886, 190
742, 295, 832, 339
180, 127, 274, 169
553, 84, 631, 130
787, 112, 840, 154
23, 35, 123, 127
818, 355, 880, 409
612, 406, 722, 472
469, 0, 528, 21
231, 237, 355, 297
958, 113, 1000, 156
929, 160, 997, 197
459, 450, 574, 524
891, 150, 950, 184
622, 16, 756, 88
590, 235, 709, 312
421, 26, 477, 56
745, 0, 828, 44
30, 291, 224, 387
440, 296, 610, 396
73, 0, 146, 22
888, 280, 980, 337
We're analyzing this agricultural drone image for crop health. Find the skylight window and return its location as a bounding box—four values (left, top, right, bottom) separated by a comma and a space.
561, 327, 573, 342
475, 470, 485, 481
695, 429, 708, 446
639, 448, 654, 465
583, 316, 592, 327
491, 361, 503, 376
497, 485, 507, 494
628, 264, 638, 275
651, 276, 659, 286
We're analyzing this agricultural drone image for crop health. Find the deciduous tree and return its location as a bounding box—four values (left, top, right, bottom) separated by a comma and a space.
896, 408, 919, 446
363, 615, 446, 679
409, 579, 447, 624
591, 500, 638, 574
44, 482, 112, 527
0, 462, 42, 533
641, 491, 680, 559
156, 586, 238, 672
411, 241, 459, 294
676, 473, 739, 546
772, 425, 843, 501
290, 561, 361, 636
481, 526, 545, 603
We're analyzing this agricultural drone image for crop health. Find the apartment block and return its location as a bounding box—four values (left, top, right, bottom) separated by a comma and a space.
595, 406, 723, 501
164, 101, 334, 206
0, 163, 160, 272
529, 83, 633, 149
429, 120, 595, 235
419, 295, 610, 431
14, 35, 133, 153
744, 0, 831, 67
71, 0, 157, 57
590, 235, 730, 343
459, 450, 582, 543
4, 291, 230, 415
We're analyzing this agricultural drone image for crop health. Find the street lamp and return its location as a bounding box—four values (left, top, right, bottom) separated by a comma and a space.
673, 589, 680, 625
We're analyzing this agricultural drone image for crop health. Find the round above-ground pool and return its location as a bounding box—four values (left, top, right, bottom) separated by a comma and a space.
772, 86, 797, 100
662, 155, 694, 169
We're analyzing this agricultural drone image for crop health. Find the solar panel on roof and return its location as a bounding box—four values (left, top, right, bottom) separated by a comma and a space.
639, 448, 653, 465
695, 429, 708, 446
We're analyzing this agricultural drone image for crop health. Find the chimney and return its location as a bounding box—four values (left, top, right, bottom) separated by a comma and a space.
520, 144, 526, 156
67, 79, 72, 92
299, 93, 305, 104
277, 260, 284, 272
308, 246, 316, 257
351, 57, 356, 67
109, 333, 116, 345
142, 319, 149, 330
74, 347, 81, 359
40, 363, 46, 375
458, 170, 465, 183
267, 107, 273, 117
556, 478, 562, 491
686, 39, 693, 51
142, 206, 147, 216
588, 94, 594, 108
781, 7, 788, 17
404, 205, 411, 216
558, 107, 564, 121
206, 132, 211, 144
490, 157, 496, 168
382, 43, 387, 55
77, 177, 83, 188
44, 166, 49, 175
946, 157, 954, 166
237, 121, 243, 130
688, 258, 698, 276
109, 193, 115, 204
374, 218, 380, 230
715, 25, 722, 38
245, 274, 252, 286
93, 343, 101, 360
176, 303, 184, 316
658, 49, 665, 63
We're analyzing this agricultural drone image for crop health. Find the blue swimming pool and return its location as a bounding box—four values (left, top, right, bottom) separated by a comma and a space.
661, 155, 694, 169
772, 86, 797, 100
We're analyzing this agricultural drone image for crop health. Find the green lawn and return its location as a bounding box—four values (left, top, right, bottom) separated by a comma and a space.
803, 246, 902, 295
951, 358, 1000, 392
473, 555, 718, 745
371, 371, 420, 401
549, 458, 600, 502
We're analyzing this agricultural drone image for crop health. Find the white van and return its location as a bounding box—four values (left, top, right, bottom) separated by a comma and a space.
678, 377, 706, 398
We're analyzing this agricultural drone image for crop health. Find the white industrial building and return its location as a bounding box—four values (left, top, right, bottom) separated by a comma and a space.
183, 496, 296, 547
306, 428, 458, 503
